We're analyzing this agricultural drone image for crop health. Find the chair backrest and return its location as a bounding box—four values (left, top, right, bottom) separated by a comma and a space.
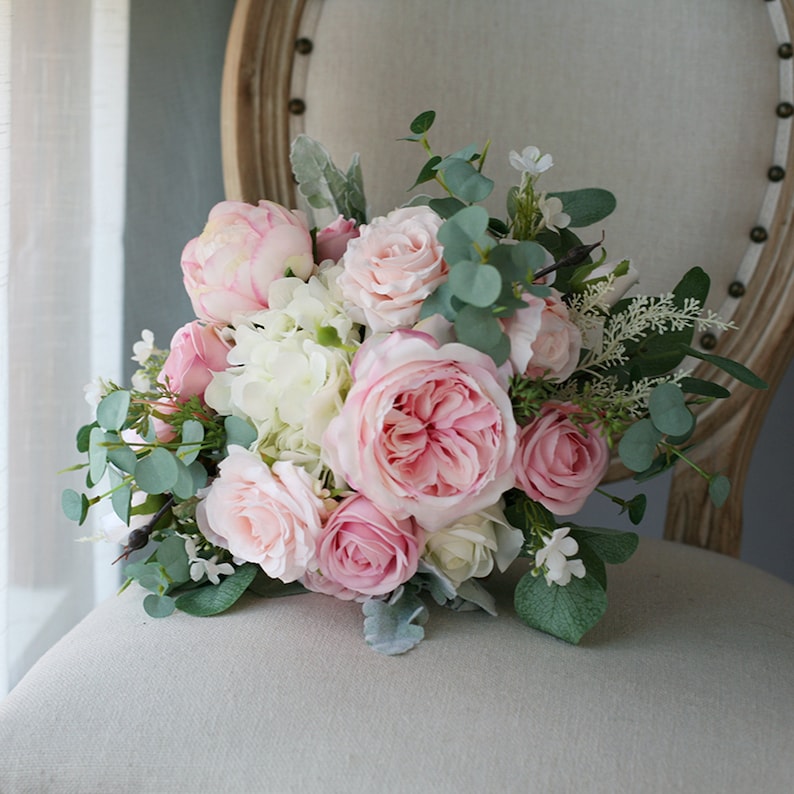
220, 0, 794, 556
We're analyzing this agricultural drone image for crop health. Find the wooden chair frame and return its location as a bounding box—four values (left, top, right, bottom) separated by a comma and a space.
220, 0, 794, 556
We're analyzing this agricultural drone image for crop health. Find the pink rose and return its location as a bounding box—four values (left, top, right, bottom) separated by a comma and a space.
338, 206, 448, 332
150, 398, 179, 443
196, 446, 328, 582
323, 330, 517, 531
311, 494, 423, 596
316, 215, 360, 263
503, 290, 582, 382
181, 200, 315, 324
159, 321, 231, 402
513, 402, 609, 515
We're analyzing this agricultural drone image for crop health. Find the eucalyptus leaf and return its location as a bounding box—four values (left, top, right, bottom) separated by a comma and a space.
708, 474, 731, 507
107, 442, 138, 474
156, 534, 190, 585
76, 422, 97, 453
514, 570, 608, 645
143, 593, 176, 618
124, 561, 170, 593
409, 109, 435, 135
135, 448, 179, 495
437, 205, 490, 263
177, 419, 204, 466
408, 155, 442, 190
428, 196, 467, 220
618, 419, 663, 472
171, 456, 198, 501
62, 488, 87, 523
88, 426, 109, 485
110, 479, 131, 525
362, 587, 428, 655
419, 282, 458, 322
448, 262, 502, 307
224, 415, 258, 450
96, 390, 131, 432
648, 383, 695, 437
442, 159, 494, 203
451, 579, 497, 616
175, 563, 258, 616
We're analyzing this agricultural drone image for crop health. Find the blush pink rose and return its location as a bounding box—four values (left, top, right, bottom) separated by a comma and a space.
503, 290, 582, 382
316, 215, 360, 263
338, 205, 448, 332
159, 321, 231, 402
323, 330, 517, 531
513, 402, 609, 515
181, 200, 315, 324
310, 493, 422, 596
196, 445, 328, 582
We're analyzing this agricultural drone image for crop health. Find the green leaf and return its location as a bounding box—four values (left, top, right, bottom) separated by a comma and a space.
409, 110, 435, 135
408, 155, 442, 190
88, 427, 109, 485
171, 456, 198, 501
548, 188, 616, 227
135, 447, 179, 495
362, 587, 429, 655
647, 383, 695, 437
447, 262, 502, 307
618, 418, 663, 472
224, 415, 257, 450
428, 196, 467, 220
96, 390, 131, 432
107, 442, 138, 474
108, 466, 131, 524
514, 570, 608, 645
62, 488, 89, 524
571, 526, 639, 565
678, 377, 731, 399
454, 305, 504, 352
155, 534, 190, 585
441, 159, 494, 203
143, 594, 176, 618
188, 460, 209, 493
76, 422, 97, 453
708, 474, 731, 507
175, 563, 258, 616
419, 282, 458, 322
627, 494, 647, 525
124, 561, 170, 593
437, 205, 490, 264
176, 419, 204, 466
247, 569, 308, 598
679, 345, 768, 390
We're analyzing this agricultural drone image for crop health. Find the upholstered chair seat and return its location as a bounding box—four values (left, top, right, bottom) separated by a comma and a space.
1, 538, 793, 792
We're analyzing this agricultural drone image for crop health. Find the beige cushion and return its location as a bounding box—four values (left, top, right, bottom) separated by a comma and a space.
1, 537, 792, 793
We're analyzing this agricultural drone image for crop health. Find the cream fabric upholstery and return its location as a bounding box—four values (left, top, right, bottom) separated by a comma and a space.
1, 538, 792, 793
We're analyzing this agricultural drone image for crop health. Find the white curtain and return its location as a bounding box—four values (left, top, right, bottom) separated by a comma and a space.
0, 0, 128, 696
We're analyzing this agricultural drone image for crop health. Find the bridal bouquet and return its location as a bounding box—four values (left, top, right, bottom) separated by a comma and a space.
63, 112, 763, 653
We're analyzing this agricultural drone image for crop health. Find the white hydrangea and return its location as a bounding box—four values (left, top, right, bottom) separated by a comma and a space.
535, 526, 586, 586
205, 265, 360, 480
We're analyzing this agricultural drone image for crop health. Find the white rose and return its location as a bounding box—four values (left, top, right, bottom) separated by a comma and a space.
422, 504, 524, 586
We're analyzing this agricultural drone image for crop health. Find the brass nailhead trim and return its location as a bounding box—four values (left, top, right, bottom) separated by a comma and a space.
295, 37, 313, 55
728, 281, 746, 298
779, 42, 793, 59
700, 332, 718, 350
288, 98, 306, 115
776, 101, 794, 118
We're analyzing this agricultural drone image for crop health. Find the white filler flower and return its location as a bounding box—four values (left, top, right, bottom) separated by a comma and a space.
535, 526, 586, 586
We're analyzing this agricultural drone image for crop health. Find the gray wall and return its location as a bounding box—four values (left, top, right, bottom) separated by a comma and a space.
125, 1, 794, 584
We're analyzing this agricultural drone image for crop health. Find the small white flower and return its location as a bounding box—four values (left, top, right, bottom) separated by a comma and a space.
535, 526, 586, 586
131, 371, 151, 392
83, 377, 109, 407
131, 329, 156, 365
509, 145, 554, 176
183, 536, 234, 585
537, 193, 571, 233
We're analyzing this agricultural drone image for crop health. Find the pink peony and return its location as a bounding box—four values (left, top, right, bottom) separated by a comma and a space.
311, 494, 423, 596
159, 321, 231, 402
323, 330, 517, 531
513, 402, 609, 515
315, 215, 360, 263
196, 446, 328, 582
503, 290, 582, 382
338, 205, 448, 332
181, 200, 314, 324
